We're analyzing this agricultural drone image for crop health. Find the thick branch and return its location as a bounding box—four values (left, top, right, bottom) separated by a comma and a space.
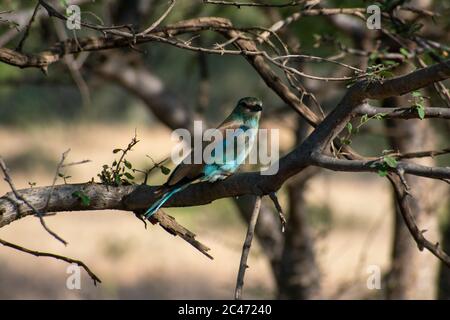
355, 103, 450, 120
312, 153, 450, 181
0, 17, 233, 69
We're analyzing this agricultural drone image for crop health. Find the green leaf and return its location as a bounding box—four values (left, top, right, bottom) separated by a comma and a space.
346, 122, 353, 135
113, 149, 122, 154
377, 168, 388, 177
124, 172, 135, 180
124, 160, 132, 169
360, 114, 369, 125
412, 91, 422, 97
161, 166, 171, 175
340, 138, 352, 145
400, 48, 410, 57
72, 191, 91, 206
374, 113, 386, 120
379, 70, 394, 78
383, 155, 398, 168
383, 60, 397, 66
416, 105, 425, 120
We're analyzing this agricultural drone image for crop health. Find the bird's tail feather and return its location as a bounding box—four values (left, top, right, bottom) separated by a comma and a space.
144, 183, 189, 218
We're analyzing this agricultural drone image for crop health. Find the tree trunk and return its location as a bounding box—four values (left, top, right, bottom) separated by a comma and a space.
438, 208, 450, 299
438, 124, 450, 299
385, 97, 439, 299
276, 178, 320, 299
277, 118, 320, 299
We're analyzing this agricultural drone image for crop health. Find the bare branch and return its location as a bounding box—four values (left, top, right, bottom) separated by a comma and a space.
0, 157, 67, 245
0, 237, 101, 285
203, 0, 310, 8
138, 0, 176, 36
150, 210, 213, 260
387, 173, 450, 268
45, 149, 71, 209
235, 196, 261, 300
269, 192, 286, 232
355, 103, 450, 120
311, 153, 450, 181
15, 2, 40, 52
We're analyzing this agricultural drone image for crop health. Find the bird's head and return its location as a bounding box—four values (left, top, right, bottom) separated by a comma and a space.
232, 97, 263, 122
237, 97, 263, 112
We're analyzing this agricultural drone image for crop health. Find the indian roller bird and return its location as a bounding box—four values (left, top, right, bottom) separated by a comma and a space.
144, 97, 263, 218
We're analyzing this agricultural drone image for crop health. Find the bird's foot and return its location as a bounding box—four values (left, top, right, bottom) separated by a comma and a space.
209, 172, 233, 182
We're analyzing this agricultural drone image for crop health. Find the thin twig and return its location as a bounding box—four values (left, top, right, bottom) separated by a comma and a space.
203, 0, 308, 8
0, 237, 101, 285
269, 192, 287, 232
61, 159, 91, 168
39, 0, 134, 38
138, 0, 176, 36
393, 148, 450, 160
113, 132, 139, 177
16, 2, 40, 52
53, 19, 91, 108
234, 196, 261, 300
45, 149, 70, 209
0, 157, 67, 245
274, 54, 363, 72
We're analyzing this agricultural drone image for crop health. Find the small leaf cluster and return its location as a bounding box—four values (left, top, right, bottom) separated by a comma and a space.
98, 135, 139, 186
341, 113, 386, 146
58, 172, 72, 184
370, 153, 398, 177
411, 91, 426, 120
72, 190, 91, 206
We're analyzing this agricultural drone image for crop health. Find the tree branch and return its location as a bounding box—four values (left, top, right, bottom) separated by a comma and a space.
387, 173, 450, 268
355, 103, 450, 120
235, 196, 261, 300
312, 153, 450, 181
0, 237, 101, 285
